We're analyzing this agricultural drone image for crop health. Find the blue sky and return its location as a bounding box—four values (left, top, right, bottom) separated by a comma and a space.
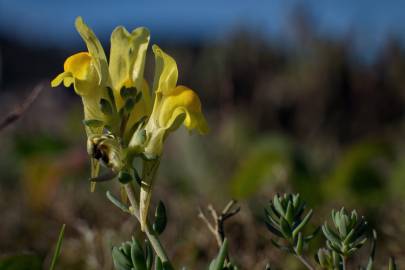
1, 0, 405, 53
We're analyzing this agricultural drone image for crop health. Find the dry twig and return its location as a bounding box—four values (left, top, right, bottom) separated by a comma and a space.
0, 83, 44, 131
198, 200, 241, 248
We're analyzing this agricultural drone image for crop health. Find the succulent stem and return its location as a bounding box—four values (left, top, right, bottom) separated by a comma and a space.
124, 183, 172, 266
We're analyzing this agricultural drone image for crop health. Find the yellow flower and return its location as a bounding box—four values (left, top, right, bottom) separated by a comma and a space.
135, 45, 209, 158
109, 26, 150, 108
131, 45, 209, 231
51, 17, 109, 134
108, 25, 152, 139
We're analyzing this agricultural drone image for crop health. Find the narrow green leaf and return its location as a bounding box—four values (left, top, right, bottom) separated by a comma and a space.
151, 258, 174, 270
292, 209, 313, 238
209, 239, 228, 270
273, 195, 286, 217
322, 223, 341, 245
280, 217, 292, 239
366, 230, 377, 270
153, 201, 167, 235
112, 246, 132, 270
154, 257, 163, 270
106, 191, 130, 213
144, 240, 154, 270
131, 238, 147, 270
285, 201, 293, 224
49, 224, 66, 270
343, 228, 355, 245
264, 220, 283, 238
295, 232, 303, 255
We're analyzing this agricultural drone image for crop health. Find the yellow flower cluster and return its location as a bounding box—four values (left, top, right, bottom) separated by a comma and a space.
52, 17, 208, 157
51, 17, 208, 230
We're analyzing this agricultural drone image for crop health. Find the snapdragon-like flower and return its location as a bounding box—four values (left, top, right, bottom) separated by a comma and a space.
51, 17, 109, 135
130, 45, 208, 230
130, 45, 208, 158
109, 25, 152, 140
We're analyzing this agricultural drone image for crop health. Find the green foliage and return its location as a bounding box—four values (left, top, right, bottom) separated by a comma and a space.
230, 135, 321, 205
112, 238, 150, 270
107, 191, 131, 213
112, 237, 177, 270
14, 134, 67, 158
322, 208, 368, 258
0, 224, 65, 270
389, 157, 405, 198
153, 201, 167, 235
264, 193, 397, 270
315, 248, 340, 269
231, 136, 292, 198
264, 194, 317, 255
208, 239, 229, 270
323, 141, 392, 206
0, 255, 42, 270
153, 257, 173, 270
112, 236, 237, 270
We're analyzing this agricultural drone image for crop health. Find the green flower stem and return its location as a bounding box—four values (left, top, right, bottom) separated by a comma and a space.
124, 183, 172, 266
296, 254, 315, 270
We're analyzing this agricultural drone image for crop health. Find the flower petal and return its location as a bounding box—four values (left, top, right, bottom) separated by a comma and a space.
51, 71, 73, 88
126, 79, 151, 131
109, 26, 150, 108
158, 85, 208, 134
75, 17, 109, 86
52, 52, 107, 127
152, 45, 178, 95
64, 52, 92, 80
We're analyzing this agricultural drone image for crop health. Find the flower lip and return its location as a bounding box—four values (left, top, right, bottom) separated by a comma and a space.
63, 52, 92, 81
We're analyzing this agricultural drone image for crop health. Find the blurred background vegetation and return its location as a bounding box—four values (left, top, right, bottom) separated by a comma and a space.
0, 1, 405, 269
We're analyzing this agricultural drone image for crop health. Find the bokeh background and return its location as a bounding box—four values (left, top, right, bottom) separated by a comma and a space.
1, 0, 405, 269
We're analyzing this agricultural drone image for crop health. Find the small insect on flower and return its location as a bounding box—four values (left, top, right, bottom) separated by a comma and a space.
87, 134, 123, 173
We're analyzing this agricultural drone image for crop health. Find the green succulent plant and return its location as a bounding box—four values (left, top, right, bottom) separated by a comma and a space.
322, 208, 369, 258
264, 194, 397, 270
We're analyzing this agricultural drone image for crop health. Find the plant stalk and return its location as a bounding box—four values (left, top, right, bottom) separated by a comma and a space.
124, 183, 171, 266
296, 254, 315, 270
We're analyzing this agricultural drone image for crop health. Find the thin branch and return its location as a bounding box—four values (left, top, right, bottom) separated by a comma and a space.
198, 207, 218, 237
222, 200, 236, 214
198, 200, 240, 249
296, 254, 315, 270
0, 83, 44, 131
199, 206, 222, 247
